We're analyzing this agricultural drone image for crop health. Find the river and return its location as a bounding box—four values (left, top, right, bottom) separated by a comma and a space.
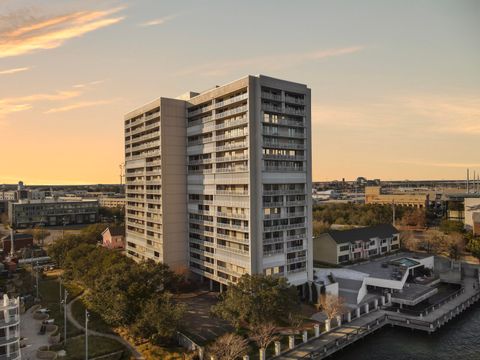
332, 303, 480, 360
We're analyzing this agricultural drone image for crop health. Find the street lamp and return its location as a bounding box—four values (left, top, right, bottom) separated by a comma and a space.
59, 277, 63, 313
64, 289, 69, 344
35, 261, 39, 300
85, 309, 89, 360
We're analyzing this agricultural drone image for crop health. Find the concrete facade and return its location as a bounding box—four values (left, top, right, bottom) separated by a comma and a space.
365, 186, 429, 208
8, 199, 99, 228
124, 75, 313, 286
464, 197, 480, 235
124, 98, 188, 272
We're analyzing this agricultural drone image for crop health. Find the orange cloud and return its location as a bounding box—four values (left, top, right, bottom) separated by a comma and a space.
139, 15, 177, 27
0, 7, 125, 58
44, 98, 119, 114
0, 66, 30, 75
0, 89, 81, 118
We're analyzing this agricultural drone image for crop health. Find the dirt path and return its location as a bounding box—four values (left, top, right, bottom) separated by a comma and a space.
66, 296, 144, 359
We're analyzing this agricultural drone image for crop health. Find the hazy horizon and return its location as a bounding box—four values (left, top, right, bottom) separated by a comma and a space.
1, 0, 479, 184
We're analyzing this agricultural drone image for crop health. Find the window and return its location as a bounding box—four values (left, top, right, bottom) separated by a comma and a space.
339, 245, 349, 252
338, 255, 349, 263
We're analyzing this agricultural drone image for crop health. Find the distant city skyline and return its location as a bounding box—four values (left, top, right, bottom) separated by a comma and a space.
1, 0, 479, 184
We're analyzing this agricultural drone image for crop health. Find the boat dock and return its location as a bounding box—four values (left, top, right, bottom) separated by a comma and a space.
274, 277, 480, 360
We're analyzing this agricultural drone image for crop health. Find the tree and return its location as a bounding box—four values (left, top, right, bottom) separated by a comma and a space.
316, 294, 346, 321
440, 220, 464, 234
211, 274, 299, 328
131, 292, 186, 345
207, 333, 249, 360
400, 231, 417, 251
467, 237, 480, 263
250, 322, 278, 352
401, 209, 426, 228
27, 226, 50, 246
443, 232, 465, 261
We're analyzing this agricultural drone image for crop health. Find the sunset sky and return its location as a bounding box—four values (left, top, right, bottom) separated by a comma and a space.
0, 0, 479, 185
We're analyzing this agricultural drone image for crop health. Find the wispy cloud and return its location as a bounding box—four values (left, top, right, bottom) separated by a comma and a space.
0, 6, 125, 58
0, 66, 30, 75
176, 45, 365, 77
0, 89, 81, 118
44, 98, 118, 114
73, 79, 105, 88
139, 14, 176, 27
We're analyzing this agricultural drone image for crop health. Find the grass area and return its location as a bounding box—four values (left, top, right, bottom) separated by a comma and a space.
71, 297, 114, 334
50, 335, 127, 360
38, 278, 83, 338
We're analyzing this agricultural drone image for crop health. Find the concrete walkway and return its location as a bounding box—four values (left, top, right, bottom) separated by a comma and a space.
20, 305, 52, 359
66, 296, 144, 359
276, 310, 385, 359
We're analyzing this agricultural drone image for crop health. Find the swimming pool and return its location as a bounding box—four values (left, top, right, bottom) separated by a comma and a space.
390, 257, 420, 267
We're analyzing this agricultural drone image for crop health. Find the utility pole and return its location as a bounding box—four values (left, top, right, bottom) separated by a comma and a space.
85, 309, 89, 360
64, 289, 69, 344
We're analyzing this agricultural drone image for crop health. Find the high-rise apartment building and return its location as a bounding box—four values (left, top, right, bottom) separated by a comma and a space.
124, 75, 313, 287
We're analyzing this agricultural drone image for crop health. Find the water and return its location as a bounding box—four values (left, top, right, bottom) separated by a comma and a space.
332, 303, 480, 360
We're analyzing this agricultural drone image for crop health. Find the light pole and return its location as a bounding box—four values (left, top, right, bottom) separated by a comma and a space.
59, 277, 63, 313
35, 261, 39, 300
85, 309, 89, 360
64, 289, 69, 344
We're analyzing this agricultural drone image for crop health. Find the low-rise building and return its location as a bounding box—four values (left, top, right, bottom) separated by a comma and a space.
2, 233, 34, 254
365, 186, 429, 208
8, 199, 99, 228
98, 197, 126, 208
102, 226, 125, 250
314, 224, 400, 265
464, 197, 480, 235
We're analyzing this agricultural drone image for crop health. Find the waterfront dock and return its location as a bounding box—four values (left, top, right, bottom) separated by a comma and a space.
275, 277, 480, 360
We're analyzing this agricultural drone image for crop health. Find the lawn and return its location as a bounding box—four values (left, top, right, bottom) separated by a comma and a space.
38, 279, 84, 338
50, 335, 127, 360
71, 297, 114, 334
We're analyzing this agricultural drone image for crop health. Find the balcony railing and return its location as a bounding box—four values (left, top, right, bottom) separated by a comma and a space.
216, 116, 248, 130
215, 105, 248, 120
215, 93, 248, 108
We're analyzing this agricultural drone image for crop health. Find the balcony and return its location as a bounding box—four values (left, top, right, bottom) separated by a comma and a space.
215, 166, 248, 173
287, 245, 305, 252
188, 158, 213, 165
188, 104, 214, 118
263, 141, 305, 150
216, 244, 249, 255
188, 168, 214, 175
216, 142, 248, 152
216, 222, 249, 232
264, 189, 304, 196
214, 105, 248, 120
216, 116, 248, 130
264, 223, 305, 231
263, 154, 305, 161
261, 92, 282, 101
263, 237, 284, 245
215, 93, 248, 108
287, 255, 307, 264
215, 155, 248, 163
216, 130, 248, 141
263, 248, 284, 256
216, 212, 248, 219
188, 115, 213, 127
216, 232, 249, 243
285, 95, 305, 105
284, 107, 305, 116
262, 103, 283, 113
263, 166, 305, 173
263, 201, 284, 207
215, 190, 248, 196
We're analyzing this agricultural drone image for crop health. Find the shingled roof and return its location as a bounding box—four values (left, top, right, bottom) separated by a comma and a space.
323, 224, 399, 244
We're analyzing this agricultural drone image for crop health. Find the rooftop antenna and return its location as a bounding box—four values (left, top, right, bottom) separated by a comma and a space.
467, 169, 470, 194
